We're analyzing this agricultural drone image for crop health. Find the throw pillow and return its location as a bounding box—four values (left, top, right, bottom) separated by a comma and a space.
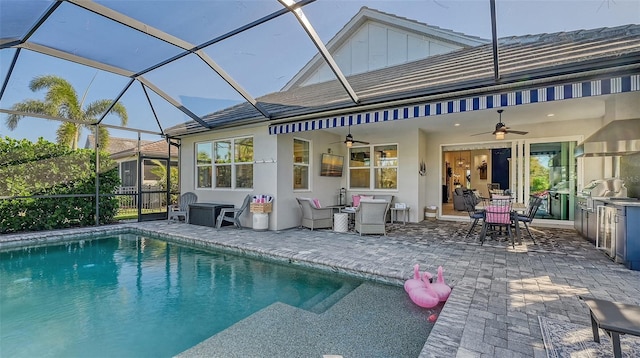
352, 195, 361, 207
312, 198, 321, 208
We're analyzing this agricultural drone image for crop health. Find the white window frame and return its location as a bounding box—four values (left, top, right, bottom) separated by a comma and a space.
293, 137, 311, 191
348, 143, 398, 190
195, 142, 213, 189
194, 136, 254, 190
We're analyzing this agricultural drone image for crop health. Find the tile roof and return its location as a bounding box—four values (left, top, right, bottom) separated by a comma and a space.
166, 24, 640, 137
84, 135, 152, 154
111, 139, 177, 159
84, 136, 176, 159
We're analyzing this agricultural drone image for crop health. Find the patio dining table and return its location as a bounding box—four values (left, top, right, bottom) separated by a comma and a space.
474, 202, 528, 244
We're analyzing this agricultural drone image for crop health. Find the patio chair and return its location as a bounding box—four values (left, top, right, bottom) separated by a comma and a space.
463, 193, 484, 239
515, 195, 544, 244
354, 199, 390, 236
296, 197, 333, 230
479, 198, 514, 248
168, 192, 197, 223
216, 194, 252, 229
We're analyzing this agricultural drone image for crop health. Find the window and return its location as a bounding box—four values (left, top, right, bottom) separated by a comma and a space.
293, 138, 310, 190
196, 137, 253, 189
120, 160, 137, 187
349, 144, 397, 190
196, 142, 212, 188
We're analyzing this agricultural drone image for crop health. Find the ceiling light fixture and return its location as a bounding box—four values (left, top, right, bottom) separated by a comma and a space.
495, 131, 505, 140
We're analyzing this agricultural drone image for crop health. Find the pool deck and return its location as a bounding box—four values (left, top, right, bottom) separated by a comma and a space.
2, 219, 639, 357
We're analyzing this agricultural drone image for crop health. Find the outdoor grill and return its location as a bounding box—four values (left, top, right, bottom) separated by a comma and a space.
575, 178, 628, 242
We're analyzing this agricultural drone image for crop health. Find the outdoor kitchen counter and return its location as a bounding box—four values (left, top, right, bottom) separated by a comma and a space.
593, 197, 640, 206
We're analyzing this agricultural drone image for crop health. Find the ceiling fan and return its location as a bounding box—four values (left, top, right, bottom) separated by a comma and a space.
343, 124, 369, 147
471, 109, 528, 139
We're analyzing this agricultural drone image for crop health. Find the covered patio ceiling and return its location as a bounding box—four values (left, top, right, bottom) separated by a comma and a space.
1, 0, 639, 142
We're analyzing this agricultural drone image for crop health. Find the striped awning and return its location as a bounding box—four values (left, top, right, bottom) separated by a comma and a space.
269, 74, 640, 135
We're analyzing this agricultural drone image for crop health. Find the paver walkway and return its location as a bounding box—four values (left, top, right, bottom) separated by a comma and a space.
2, 219, 639, 357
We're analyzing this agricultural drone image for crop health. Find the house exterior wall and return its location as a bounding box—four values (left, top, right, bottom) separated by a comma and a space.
303, 21, 461, 86
179, 123, 277, 229
178, 92, 637, 229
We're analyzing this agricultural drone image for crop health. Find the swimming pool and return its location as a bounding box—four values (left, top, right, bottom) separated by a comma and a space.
0, 233, 367, 357
1, 232, 438, 357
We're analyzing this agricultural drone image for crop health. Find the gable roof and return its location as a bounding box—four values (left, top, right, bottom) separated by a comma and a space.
84, 135, 152, 155
166, 24, 640, 138
84, 135, 176, 159
283, 7, 488, 90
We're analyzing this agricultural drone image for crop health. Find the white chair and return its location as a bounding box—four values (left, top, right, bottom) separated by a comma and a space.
168, 192, 197, 223
216, 194, 252, 229
354, 200, 390, 236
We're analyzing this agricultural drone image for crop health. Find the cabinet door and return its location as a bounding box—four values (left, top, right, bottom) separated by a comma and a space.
614, 209, 626, 263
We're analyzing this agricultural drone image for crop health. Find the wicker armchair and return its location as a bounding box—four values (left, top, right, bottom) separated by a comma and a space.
354, 200, 390, 236
296, 198, 333, 230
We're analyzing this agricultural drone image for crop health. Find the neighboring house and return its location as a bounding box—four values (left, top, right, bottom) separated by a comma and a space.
166, 8, 640, 231
84, 136, 178, 187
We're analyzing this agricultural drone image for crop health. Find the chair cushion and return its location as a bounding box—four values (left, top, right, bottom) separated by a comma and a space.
485, 205, 511, 224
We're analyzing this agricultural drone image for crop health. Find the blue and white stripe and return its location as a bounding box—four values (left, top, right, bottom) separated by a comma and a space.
269, 74, 640, 135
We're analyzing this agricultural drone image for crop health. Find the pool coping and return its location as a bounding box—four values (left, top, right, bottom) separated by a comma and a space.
0, 223, 469, 357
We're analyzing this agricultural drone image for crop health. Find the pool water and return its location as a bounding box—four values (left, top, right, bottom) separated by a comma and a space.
0, 234, 362, 357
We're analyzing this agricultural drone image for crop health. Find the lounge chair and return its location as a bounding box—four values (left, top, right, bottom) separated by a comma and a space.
216, 194, 252, 229
354, 199, 390, 236
296, 197, 333, 230
168, 192, 197, 223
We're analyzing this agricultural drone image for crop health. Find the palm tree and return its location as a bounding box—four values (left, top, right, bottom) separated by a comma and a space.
5, 75, 127, 149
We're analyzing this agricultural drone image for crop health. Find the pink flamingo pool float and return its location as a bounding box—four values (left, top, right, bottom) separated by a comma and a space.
404, 264, 451, 308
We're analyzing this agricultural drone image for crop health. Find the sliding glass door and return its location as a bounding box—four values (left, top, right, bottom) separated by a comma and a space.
442, 137, 578, 223
512, 138, 578, 222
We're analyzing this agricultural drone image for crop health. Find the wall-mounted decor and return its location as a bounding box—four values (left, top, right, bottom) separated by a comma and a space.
419, 161, 426, 176
477, 160, 488, 180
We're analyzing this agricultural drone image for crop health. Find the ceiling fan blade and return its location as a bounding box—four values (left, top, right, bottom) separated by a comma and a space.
508, 130, 529, 135
353, 140, 370, 144
470, 131, 493, 136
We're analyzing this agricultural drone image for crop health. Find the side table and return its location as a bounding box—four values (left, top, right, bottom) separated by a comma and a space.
333, 213, 349, 233
390, 207, 410, 224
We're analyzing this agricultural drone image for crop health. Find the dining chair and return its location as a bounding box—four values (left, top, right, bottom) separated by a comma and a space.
479, 198, 514, 248
463, 193, 484, 239
515, 195, 544, 243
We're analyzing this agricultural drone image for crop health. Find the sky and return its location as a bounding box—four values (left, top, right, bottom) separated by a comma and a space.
1, 0, 639, 145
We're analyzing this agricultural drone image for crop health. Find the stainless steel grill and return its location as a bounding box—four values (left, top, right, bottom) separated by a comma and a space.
575, 178, 628, 242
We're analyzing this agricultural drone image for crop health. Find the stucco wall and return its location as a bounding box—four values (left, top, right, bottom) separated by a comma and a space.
176, 106, 630, 229
179, 123, 277, 229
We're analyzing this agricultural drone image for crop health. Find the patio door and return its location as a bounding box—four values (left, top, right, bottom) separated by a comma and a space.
510, 138, 578, 222
138, 156, 170, 222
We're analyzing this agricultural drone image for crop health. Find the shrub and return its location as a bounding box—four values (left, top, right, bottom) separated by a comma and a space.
0, 137, 121, 233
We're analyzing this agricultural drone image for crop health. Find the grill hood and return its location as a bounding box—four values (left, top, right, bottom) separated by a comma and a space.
575, 119, 640, 157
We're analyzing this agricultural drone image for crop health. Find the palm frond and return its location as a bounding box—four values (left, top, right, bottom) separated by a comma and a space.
6, 100, 55, 130
85, 100, 128, 126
